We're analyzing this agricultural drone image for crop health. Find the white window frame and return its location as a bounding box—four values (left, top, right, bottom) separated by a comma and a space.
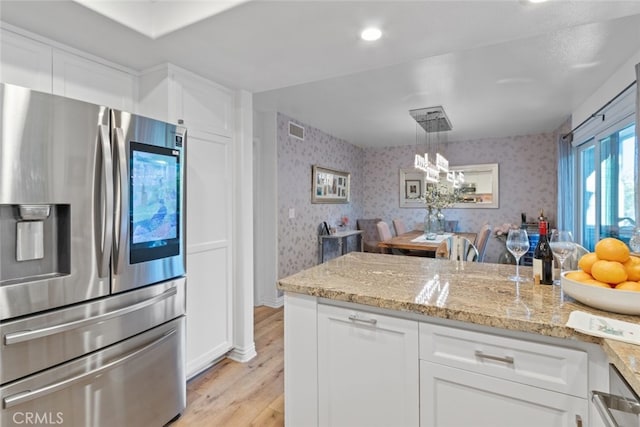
572, 83, 636, 247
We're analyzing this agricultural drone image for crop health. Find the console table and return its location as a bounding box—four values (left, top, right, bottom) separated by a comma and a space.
318, 230, 363, 264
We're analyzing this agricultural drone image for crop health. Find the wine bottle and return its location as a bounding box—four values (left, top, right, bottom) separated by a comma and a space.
533, 221, 553, 285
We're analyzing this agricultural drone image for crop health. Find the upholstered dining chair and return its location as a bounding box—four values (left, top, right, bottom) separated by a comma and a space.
474, 223, 492, 262
376, 221, 393, 241
357, 218, 382, 253
436, 236, 479, 262
566, 243, 590, 270
376, 221, 404, 255
392, 218, 407, 236
444, 220, 459, 233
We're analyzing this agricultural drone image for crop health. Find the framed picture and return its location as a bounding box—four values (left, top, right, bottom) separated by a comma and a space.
399, 168, 426, 208
405, 179, 421, 198
312, 165, 351, 204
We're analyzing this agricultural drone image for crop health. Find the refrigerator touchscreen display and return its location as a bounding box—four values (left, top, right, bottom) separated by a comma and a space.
130, 141, 181, 264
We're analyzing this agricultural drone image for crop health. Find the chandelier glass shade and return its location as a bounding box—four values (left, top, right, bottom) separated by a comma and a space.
410, 106, 464, 188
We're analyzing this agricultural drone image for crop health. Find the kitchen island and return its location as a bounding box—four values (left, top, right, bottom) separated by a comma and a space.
278, 252, 640, 427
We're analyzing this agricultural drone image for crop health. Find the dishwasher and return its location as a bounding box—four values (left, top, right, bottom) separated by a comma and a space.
592, 365, 640, 426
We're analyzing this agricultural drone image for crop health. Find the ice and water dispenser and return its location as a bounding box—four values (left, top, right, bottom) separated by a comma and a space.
0, 204, 70, 283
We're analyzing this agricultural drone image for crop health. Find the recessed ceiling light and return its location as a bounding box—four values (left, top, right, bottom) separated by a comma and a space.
528, 0, 548, 3
361, 27, 382, 41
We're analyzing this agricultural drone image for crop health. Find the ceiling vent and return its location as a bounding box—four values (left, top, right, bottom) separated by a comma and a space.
289, 122, 305, 140
409, 106, 453, 133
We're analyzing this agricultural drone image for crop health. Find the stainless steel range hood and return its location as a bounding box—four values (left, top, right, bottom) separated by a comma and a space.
409, 106, 453, 133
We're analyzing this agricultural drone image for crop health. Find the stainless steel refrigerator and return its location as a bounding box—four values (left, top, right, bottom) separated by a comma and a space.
0, 83, 187, 426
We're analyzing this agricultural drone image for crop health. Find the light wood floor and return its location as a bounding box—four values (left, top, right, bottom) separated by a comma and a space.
173, 306, 285, 427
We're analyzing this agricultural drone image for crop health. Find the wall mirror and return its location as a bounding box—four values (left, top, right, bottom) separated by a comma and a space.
448, 163, 499, 209
400, 163, 499, 209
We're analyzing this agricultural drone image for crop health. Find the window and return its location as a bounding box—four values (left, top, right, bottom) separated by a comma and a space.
577, 123, 636, 250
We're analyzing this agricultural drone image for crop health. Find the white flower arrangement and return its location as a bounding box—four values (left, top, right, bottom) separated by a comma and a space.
494, 223, 519, 241
422, 183, 462, 210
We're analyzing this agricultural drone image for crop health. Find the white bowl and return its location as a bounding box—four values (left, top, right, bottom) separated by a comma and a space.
561, 271, 640, 315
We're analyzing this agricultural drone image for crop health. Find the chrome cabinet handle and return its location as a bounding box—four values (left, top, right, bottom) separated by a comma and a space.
4, 287, 177, 345
474, 350, 514, 365
592, 391, 622, 427
3, 329, 176, 409
348, 314, 377, 325
96, 124, 113, 278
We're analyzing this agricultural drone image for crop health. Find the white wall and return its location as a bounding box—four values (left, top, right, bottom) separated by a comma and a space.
253, 111, 280, 307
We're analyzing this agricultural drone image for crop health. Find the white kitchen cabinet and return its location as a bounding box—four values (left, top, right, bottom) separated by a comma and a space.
419, 322, 589, 397
0, 28, 52, 93
52, 49, 135, 110
419, 322, 592, 427
138, 65, 237, 378
169, 67, 232, 137
185, 129, 234, 377
138, 64, 233, 137
317, 303, 419, 427
284, 294, 607, 427
420, 361, 588, 427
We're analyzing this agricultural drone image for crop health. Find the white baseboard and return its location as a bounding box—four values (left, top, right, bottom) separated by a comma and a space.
186, 342, 232, 379
259, 295, 284, 308
227, 343, 257, 363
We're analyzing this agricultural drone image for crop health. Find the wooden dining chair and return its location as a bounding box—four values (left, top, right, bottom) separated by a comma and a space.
392, 218, 407, 236
436, 235, 479, 262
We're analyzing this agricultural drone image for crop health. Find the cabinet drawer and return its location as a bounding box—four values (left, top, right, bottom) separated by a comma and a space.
419, 323, 588, 397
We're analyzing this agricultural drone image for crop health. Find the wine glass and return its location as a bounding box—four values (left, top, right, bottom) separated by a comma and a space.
549, 230, 576, 283
506, 229, 530, 282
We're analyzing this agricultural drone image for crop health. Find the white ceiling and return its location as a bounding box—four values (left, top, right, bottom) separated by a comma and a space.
1, 1, 640, 147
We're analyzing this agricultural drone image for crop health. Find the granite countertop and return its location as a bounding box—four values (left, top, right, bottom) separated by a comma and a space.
277, 252, 640, 395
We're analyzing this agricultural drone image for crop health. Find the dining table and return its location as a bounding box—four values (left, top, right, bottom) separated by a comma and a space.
377, 230, 477, 254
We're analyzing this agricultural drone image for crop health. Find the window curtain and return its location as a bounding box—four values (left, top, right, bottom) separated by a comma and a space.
557, 133, 574, 231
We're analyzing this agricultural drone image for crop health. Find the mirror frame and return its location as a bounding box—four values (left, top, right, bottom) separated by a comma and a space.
449, 163, 499, 209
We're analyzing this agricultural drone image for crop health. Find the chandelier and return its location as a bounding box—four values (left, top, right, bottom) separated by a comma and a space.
410, 106, 464, 188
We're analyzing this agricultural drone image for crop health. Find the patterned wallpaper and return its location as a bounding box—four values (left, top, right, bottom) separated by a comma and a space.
277, 113, 365, 279
277, 113, 560, 278
363, 134, 559, 263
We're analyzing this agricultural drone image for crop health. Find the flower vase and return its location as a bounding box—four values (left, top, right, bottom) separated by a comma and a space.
424, 207, 438, 240
436, 209, 445, 235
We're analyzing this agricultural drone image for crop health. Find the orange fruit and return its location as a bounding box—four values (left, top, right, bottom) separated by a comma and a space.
623, 256, 640, 281
615, 281, 640, 291
591, 260, 628, 284
582, 279, 612, 288
578, 252, 599, 274
565, 271, 594, 282
595, 238, 630, 263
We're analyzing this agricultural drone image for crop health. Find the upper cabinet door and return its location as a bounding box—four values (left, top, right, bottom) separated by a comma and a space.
169, 67, 233, 137
0, 29, 52, 93
52, 49, 135, 110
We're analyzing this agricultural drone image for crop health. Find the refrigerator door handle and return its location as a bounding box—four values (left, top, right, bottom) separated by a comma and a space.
4, 287, 177, 345
2, 328, 177, 409
97, 124, 113, 278
113, 126, 127, 275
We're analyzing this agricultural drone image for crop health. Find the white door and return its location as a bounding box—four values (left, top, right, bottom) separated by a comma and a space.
420, 361, 588, 427
318, 303, 419, 427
